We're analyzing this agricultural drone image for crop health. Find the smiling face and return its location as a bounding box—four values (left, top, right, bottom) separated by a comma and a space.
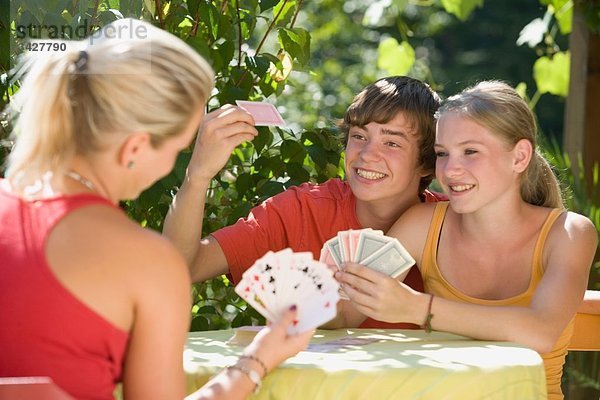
344, 112, 424, 207
434, 112, 523, 213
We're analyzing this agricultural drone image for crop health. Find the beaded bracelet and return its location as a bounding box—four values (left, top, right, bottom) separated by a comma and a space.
421, 294, 435, 334
227, 364, 262, 394
240, 354, 268, 377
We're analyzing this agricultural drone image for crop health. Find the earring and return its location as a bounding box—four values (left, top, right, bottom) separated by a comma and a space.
127, 161, 135, 169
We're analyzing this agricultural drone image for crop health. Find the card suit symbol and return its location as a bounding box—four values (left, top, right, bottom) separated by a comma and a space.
324, 301, 330, 308
254, 295, 267, 309
293, 319, 299, 326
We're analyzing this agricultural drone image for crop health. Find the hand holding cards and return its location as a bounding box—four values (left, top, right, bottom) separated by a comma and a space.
234, 249, 340, 334
319, 229, 416, 299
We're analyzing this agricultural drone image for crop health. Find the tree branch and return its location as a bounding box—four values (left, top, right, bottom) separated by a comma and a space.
235, 0, 290, 87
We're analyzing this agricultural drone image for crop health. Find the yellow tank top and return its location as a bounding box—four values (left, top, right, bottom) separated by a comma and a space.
421, 202, 574, 400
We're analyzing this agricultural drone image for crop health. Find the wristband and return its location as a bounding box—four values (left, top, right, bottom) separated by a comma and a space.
240, 354, 268, 377
421, 294, 435, 334
228, 364, 262, 394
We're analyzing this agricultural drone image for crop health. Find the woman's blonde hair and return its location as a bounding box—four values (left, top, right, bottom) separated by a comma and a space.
436, 80, 563, 208
6, 18, 214, 190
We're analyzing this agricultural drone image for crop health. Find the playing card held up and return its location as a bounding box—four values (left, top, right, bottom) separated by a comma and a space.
235, 100, 286, 127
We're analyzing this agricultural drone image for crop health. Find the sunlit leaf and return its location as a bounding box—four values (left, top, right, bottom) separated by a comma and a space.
533, 51, 570, 97
278, 27, 310, 65
515, 82, 528, 100
363, 0, 392, 26
440, 0, 483, 21
549, 0, 573, 34
377, 38, 414, 76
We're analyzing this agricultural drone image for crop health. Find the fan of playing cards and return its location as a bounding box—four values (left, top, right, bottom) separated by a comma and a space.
319, 229, 416, 298
234, 249, 340, 334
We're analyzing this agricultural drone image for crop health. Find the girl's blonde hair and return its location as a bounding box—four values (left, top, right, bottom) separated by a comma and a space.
6, 18, 214, 190
436, 80, 563, 208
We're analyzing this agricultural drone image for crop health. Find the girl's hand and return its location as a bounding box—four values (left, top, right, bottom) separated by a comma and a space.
335, 262, 425, 324
243, 306, 314, 373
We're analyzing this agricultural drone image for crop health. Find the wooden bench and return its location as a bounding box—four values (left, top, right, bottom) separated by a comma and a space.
569, 290, 600, 351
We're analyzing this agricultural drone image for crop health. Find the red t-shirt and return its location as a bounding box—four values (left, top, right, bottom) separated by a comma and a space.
0, 184, 129, 400
212, 178, 445, 329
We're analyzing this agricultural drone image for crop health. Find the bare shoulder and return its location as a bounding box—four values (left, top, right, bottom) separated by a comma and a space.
551, 210, 597, 245
545, 209, 598, 273
57, 205, 190, 286
389, 202, 438, 236
388, 202, 439, 265
401, 202, 439, 222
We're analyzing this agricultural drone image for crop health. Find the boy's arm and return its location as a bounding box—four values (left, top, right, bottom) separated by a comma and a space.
163, 105, 257, 282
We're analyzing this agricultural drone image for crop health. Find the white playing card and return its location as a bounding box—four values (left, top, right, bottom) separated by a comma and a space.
355, 230, 390, 263
324, 236, 343, 268
235, 100, 286, 126
235, 275, 276, 321
235, 249, 340, 334
337, 230, 351, 263
360, 239, 416, 278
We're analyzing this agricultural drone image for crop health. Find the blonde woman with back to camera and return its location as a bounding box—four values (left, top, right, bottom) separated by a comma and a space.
335, 81, 597, 400
0, 18, 312, 400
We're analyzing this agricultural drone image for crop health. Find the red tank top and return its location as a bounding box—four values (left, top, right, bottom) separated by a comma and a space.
0, 183, 130, 400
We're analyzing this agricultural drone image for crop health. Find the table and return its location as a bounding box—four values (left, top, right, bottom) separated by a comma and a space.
184, 328, 547, 400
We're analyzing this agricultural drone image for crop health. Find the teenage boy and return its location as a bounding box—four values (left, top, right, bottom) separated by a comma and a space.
164, 76, 444, 328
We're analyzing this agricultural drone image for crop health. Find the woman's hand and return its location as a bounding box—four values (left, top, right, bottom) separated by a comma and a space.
243, 306, 314, 373
335, 262, 425, 324
187, 105, 258, 183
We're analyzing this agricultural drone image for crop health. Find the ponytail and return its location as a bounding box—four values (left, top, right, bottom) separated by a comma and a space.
6, 47, 81, 189
5, 19, 215, 194
521, 150, 564, 208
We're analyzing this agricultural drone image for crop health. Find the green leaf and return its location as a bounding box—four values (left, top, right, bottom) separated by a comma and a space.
190, 315, 210, 332
235, 173, 253, 195
259, 0, 280, 13
231, 311, 249, 328
277, 27, 310, 65
252, 127, 273, 153
377, 38, 415, 76
286, 162, 310, 182
440, 0, 483, 21
273, 0, 297, 27
246, 55, 271, 76
280, 139, 306, 163
533, 51, 570, 97
196, 305, 217, 315
230, 202, 253, 222
549, 0, 573, 35
257, 180, 285, 197
187, 0, 199, 16
186, 36, 211, 62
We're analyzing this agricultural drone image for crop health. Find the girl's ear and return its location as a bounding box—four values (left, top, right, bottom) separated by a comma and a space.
513, 138, 533, 173
118, 132, 151, 169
